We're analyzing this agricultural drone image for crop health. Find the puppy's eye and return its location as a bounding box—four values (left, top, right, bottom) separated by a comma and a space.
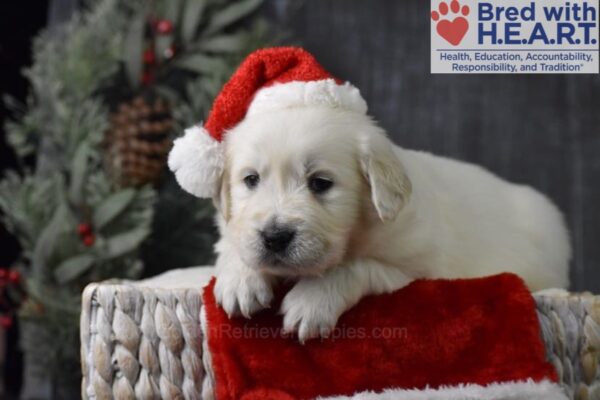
308, 176, 333, 194
244, 174, 260, 189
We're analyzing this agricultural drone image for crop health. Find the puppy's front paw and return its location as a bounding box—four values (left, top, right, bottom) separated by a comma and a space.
214, 271, 273, 318
281, 280, 345, 343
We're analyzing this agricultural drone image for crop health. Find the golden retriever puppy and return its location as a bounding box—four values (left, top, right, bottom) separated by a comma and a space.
168, 48, 570, 343
210, 106, 570, 342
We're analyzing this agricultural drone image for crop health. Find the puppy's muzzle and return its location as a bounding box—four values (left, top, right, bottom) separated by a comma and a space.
260, 224, 296, 254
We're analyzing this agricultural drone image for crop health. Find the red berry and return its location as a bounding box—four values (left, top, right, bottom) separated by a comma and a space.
82, 234, 95, 247
141, 71, 155, 86
7, 270, 20, 284
156, 19, 174, 34
0, 269, 7, 280
78, 223, 92, 236
143, 49, 156, 65
0, 315, 12, 329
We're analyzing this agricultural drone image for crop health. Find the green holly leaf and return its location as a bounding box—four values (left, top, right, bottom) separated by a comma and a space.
165, 0, 184, 27
68, 142, 90, 205
92, 189, 136, 230
182, 0, 208, 44
104, 227, 150, 259
124, 13, 146, 89
32, 203, 69, 280
204, 0, 263, 36
54, 254, 95, 284
195, 32, 248, 53
174, 53, 228, 74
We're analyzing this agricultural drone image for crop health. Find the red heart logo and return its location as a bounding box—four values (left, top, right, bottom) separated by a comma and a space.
436, 17, 468, 46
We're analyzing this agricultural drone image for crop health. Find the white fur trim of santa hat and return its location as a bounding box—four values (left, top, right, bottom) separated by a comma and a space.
168, 125, 224, 198
247, 79, 367, 117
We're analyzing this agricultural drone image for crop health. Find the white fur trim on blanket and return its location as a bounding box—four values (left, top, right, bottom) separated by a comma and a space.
317, 379, 567, 400
246, 79, 368, 117
168, 125, 224, 198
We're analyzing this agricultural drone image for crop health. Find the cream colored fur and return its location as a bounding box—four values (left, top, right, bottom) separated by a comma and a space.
212, 106, 571, 342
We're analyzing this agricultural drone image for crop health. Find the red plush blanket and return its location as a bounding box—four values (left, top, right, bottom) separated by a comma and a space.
201, 273, 562, 400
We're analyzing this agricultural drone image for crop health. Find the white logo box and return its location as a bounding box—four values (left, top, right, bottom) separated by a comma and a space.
430, 0, 599, 74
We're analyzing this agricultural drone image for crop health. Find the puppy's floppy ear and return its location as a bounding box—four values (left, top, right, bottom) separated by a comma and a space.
213, 161, 231, 222
359, 128, 412, 222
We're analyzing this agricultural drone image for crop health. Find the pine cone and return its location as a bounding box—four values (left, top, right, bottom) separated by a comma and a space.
105, 96, 174, 187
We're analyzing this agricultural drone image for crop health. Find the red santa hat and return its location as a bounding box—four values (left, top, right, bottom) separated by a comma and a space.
168, 47, 368, 198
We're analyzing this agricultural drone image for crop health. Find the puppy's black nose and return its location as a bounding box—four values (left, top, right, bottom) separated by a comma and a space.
261, 226, 295, 253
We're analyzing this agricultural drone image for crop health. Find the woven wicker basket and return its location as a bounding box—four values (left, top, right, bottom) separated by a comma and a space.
80, 267, 600, 400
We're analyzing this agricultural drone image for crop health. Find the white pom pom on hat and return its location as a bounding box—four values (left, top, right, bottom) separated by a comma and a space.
168, 47, 368, 198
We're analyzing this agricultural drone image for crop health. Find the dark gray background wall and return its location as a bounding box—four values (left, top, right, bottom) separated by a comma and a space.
5, 0, 597, 291
268, 0, 600, 291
